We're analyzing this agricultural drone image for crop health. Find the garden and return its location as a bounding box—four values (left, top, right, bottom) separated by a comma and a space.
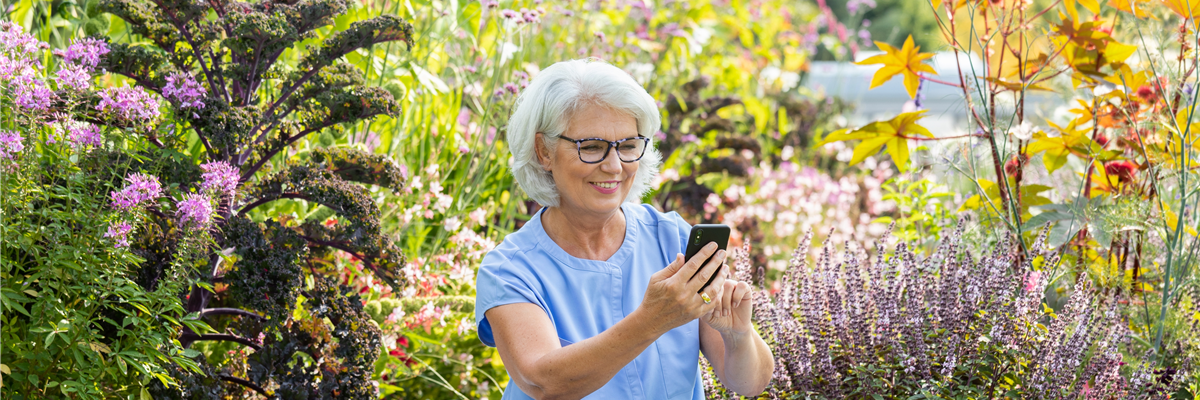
0, 0, 1198, 398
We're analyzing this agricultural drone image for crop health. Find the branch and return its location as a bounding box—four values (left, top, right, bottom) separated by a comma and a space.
218, 375, 270, 398
199, 308, 266, 320
179, 332, 262, 351
239, 119, 349, 181
300, 234, 380, 272
237, 192, 308, 216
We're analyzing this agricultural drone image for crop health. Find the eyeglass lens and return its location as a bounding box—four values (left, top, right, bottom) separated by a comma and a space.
578, 139, 646, 163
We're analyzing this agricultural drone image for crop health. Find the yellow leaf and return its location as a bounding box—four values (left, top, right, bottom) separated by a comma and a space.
1164, 0, 1200, 19
0, 364, 9, 374
850, 135, 893, 166
826, 110, 931, 170
1164, 208, 1199, 237
1113, 0, 1155, 18
1105, 41, 1137, 63
855, 35, 937, 98
87, 342, 111, 354
1078, 0, 1101, 13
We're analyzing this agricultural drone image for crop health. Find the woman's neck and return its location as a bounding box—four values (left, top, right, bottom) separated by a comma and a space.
541, 204, 626, 261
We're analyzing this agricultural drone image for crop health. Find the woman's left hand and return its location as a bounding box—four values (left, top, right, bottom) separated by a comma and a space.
701, 278, 755, 337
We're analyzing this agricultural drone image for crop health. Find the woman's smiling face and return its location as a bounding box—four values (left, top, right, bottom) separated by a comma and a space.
537, 103, 640, 216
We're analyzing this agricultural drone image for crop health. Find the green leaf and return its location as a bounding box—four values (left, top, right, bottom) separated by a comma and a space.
1021, 211, 1074, 232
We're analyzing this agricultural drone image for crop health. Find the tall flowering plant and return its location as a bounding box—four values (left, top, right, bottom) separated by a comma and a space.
702, 223, 1195, 399
0, 23, 197, 399
4, 0, 422, 398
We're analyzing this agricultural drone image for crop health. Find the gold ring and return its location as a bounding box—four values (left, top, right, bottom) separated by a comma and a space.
700, 292, 712, 304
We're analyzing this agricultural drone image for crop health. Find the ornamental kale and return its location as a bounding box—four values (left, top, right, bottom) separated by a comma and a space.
88, 0, 415, 398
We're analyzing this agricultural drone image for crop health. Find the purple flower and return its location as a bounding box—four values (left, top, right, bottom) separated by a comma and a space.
110, 173, 163, 210
0, 130, 24, 160
67, 121, 102, 149
199, 161, 239, 197
53, 37, 108, 69
521, 8, 540, 23
485, 0, 499, 8
681, 134, 698, 143
162, 72, 207, 109
0, 23, 44, 59
55, 65, 91, 90
97, 86, 160, 121
594, 31, 606, 41
104, 222, 134, 248
503, 82, 519, 94
13, 76, 54, 111
500, 9, 520, 19
176, 193, 214, 229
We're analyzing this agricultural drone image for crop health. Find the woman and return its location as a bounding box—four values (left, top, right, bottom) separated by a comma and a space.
475, 59, 774, 399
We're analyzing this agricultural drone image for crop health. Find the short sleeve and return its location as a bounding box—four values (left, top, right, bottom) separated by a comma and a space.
660, 210, 692, 260
474, 251, 546, 347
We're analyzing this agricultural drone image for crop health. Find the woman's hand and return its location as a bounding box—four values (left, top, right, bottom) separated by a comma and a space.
701, 279, 755, 337
636, 242, 728, 336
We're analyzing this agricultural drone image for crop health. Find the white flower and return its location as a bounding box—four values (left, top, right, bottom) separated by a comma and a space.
1008, 120, 1038, 141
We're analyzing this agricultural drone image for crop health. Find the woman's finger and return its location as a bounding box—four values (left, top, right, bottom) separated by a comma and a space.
688, 249, 726, 293
720, 280, 736, 316
732, 280, 753, 308
676, 242, 718, 285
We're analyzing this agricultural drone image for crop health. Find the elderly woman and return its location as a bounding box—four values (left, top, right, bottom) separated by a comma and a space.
474, 59, 774, 399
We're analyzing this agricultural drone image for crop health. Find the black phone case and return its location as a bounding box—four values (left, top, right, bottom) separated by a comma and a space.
684, 224, 730, 293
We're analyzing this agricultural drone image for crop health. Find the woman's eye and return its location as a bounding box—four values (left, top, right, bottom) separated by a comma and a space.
580, 144, 604, 152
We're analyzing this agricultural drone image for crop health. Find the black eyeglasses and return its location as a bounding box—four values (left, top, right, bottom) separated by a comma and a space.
557, 135, 650, 164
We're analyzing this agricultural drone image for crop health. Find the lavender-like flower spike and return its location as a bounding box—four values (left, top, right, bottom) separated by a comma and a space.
176, 193, 214, 229
97, 86, 161, 121
162, 72, 207, 109
0, 130, 25, 160
104, 222, 134, 248
199, 161, 240, 197
110, 173, 163, 210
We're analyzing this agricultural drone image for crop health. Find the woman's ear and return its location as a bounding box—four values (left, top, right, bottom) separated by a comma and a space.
534, 132, 553, 172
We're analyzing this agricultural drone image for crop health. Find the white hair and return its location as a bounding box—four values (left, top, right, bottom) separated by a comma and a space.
507, 59, 662, 208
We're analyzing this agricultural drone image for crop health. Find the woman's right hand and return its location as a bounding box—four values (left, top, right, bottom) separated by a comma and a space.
637, 242, 728, 335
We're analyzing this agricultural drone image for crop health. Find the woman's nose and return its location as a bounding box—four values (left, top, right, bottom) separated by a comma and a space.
599, 147, 623, 173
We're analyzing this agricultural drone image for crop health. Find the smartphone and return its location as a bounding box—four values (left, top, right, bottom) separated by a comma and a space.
684, 224, 731, 293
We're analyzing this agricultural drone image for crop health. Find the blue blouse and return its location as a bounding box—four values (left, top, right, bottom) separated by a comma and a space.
475, 203, 705, 399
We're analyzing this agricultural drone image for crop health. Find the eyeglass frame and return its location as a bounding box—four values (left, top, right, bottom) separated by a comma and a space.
556, 134, 651, 164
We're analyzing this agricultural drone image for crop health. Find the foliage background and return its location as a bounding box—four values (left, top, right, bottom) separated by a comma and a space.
3, 0, 1199, 398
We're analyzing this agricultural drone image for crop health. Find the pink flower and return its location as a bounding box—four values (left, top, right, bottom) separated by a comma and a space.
0, 130, 24, 160
67, 121, 101, 149
175, 193, 214, 229
104, 222, 134, 248
97, 86, 160, 121
53, 37, 108, 69
110, 173, 163, 210
199, 161, 240, 197
162, 72, 207, 109
55, 65, 90, 90
469, 208, 488, 225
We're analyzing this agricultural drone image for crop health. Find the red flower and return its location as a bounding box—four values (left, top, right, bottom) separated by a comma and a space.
1004, 154, 1027, 177
397, 336, 410, 348
1104, 161, 1138, 183
1136, 85, 1158, 103
1094, 134, 1109, 147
